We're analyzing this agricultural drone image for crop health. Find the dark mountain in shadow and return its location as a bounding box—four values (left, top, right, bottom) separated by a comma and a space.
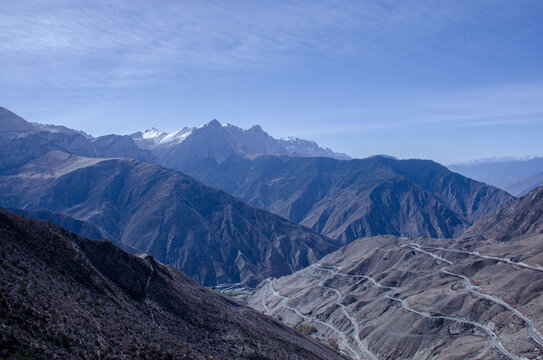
182, 155, 514, 244
0, 151, 338, 287
0, 208, 345, 359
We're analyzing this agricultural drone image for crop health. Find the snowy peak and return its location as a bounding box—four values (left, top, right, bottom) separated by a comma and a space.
131, 120, 350, 162
142, 127, 162, 138
131, 127, 193, 149
281, 136, 297, 142
160, 127, 192, 145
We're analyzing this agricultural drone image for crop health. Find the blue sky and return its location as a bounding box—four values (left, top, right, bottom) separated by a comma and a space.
1, 0, 542, 164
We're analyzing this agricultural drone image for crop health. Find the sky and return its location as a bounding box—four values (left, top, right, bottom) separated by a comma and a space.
1, 0, 542, 164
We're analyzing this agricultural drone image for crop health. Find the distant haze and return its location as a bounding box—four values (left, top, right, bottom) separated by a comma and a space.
2, 1, 542, 164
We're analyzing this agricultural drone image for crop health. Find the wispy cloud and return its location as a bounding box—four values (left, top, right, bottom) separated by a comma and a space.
0, 0, 495, 87
269, 82, 543, 138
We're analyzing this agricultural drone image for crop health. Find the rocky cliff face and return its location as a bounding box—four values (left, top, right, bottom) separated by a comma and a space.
0, 208, 345, 360
0, 151, 338, 287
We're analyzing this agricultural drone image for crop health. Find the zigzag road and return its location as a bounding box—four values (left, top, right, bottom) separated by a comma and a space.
412, 243, 543, 273
405, 243, 543, 350
312, 262, 519, 359
384, 294, 519, 360
262, 243, 539, 360
320, 283, 378, 360
265, 279, 362, 359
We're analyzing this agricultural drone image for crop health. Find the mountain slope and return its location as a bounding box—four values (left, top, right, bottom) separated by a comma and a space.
0, 151, 338, 287
183, 155, 514, 244
463, 186, 543, 240
3, 107, 511, 245
0, 208, 345, 359
8, 207, 111, 241
247, 190, 543, 359
0, 107, 36, 132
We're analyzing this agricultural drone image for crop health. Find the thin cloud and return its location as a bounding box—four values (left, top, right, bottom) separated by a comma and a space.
269, 82, 543, 138
0, 0, 493, 87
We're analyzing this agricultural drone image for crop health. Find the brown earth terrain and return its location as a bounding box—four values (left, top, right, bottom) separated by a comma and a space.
247, 188, 543, 359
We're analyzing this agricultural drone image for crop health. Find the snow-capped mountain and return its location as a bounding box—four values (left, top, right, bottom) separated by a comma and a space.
130, 120, 350, 165
131, 126, 193, 149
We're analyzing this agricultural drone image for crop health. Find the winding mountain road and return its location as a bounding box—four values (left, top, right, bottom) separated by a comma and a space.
406, 243, 543, 350
266, 279, 363, 359
411, 243, 543, 273
384, 294, 520, 360
320, 283, 378, 360
313, 264, 395, 291
260, 241, 542, 360
313, 261, 520, 359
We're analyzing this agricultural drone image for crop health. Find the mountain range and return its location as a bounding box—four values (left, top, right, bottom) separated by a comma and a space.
124, 114, 514, 244
0, 107, 339, 287
0, 107, 155, 173
175, 155, 514, 244
0, 208, 344, 359
0, 106, 515, 286
128, 111, 515, 244
130, 120, 350, 169
449, 157, 543, 197
247, 186, 543, 359
1, 105, 542, 359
